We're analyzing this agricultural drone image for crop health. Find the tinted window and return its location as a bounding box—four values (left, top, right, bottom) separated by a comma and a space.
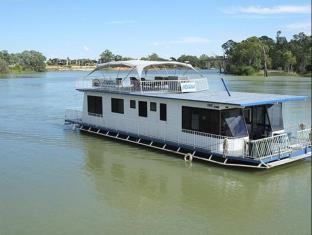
266, 103, 283, 131
111, 98, 124, 114
150, 102, 157, 111
243, 108, 252, 124
182, 106, 220, 135
138, 101, 147, 117
254, 106, 265, 125
250, 105, 270, 140
160, 103, 167, 121
130, 100, 136, 109
87, 96, 102, 116
221, 109, 248, 137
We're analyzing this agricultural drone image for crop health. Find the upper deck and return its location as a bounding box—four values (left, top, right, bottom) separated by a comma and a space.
77, 60, 209, 93
76, 60, 307, 106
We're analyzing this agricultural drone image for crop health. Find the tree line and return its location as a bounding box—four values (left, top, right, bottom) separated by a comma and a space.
46, 58, 97, 66
99, 49, 222, 69
1, 31, 311, 75
0, 50, 46, 73
222, 31, 311, 75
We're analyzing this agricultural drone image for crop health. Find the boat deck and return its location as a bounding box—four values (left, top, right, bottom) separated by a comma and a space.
65, 117, 311, 169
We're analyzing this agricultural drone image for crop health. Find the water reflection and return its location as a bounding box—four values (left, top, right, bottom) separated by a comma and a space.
83, 138, 173, 202
81, 132, 310, 226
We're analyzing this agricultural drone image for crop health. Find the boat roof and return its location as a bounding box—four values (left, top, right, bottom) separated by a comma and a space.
94, 60, 195, 78
79, 86, 307, 106
81, 60, 308, 106
127, 90, 308, 107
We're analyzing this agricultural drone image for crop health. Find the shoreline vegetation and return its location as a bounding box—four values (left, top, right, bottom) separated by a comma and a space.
44, 65, 311, 77
222, 31, 311, 76
46, 65, 96, 71
1, 31, 311, 77
255, 70, 310, 77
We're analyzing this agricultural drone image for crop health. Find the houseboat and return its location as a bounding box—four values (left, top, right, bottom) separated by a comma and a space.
65, 60, 311, 169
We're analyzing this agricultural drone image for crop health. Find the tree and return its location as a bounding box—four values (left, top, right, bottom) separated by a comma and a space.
19, 50, 46, 72
0, 50, 10, 63
198, 54, 210, 68
223, 37, 263, 75
282, 51, 296, 72
121, 56, 133, 61
258, 35, 274, 70
114, 54, 123, 61
142, 53, 166, 61
258, 36, 275, 50
222, 31, 311, 75
276, 30, 288, 45
100, 49, 114, 63
9, 53, 19, 65
289, 32, 311, 73
0, 58, 9, 73
177, 55, 199, 67
222, 40, 237, 56
271, 31, 288, 70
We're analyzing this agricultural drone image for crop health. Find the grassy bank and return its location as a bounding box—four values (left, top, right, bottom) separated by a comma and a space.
224, 69, 311, 77
254, 70, 311, 77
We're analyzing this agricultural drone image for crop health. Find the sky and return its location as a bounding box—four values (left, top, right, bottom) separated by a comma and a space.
0, 0, 311, 59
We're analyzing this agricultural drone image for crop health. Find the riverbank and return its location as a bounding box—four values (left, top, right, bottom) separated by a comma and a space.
255, 70, 311, 77
2, 66, 311, 78
223, 69, 311, 77
46, 65, 96, 71
46, 66, 312, 77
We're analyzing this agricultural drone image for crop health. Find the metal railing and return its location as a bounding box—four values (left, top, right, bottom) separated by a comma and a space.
140, 80, 181, 93
193, 78, 210, 91
64, 109, 245, 157
75, 78, 208, 93
65, 109, 309, 160
296, 128, 312, 147
181, 129, 246, 156
140, 79, 208, 93
246, 133, 291, 159
76, 79, 133, 93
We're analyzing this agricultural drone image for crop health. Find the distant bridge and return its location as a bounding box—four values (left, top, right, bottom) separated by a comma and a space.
202, 57, 226, 72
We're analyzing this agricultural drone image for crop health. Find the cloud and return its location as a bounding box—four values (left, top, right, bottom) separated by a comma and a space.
153, 37, 209, 46
105, 20, 136, 25
83, 46, 90, 52
285, 22, 311, 32
223, 5, 310, 15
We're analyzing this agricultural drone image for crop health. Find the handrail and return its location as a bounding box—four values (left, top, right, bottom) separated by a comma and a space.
181, 129, 246, 156
246, 133, 291, 159
64, 109, 245, 157
182, 129, 237, 140
65, 109, 308, 160
296, 128, 312, 147
76, 78, 208, 93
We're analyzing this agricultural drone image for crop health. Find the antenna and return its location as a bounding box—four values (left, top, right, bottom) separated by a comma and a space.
220, 78, 231, 96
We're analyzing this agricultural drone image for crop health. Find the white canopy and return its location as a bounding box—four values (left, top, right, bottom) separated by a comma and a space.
93, 60, 195, 79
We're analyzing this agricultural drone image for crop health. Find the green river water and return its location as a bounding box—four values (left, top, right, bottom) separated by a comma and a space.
0, 71, 311, 235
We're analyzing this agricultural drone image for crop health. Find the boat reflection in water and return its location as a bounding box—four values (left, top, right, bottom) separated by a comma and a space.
79, 134, 310, 234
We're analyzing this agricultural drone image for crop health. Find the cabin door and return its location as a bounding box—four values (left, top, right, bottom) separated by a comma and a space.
244, 105, 271, 140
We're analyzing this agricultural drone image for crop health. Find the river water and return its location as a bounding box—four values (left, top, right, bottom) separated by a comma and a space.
0, 71, 311, 235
